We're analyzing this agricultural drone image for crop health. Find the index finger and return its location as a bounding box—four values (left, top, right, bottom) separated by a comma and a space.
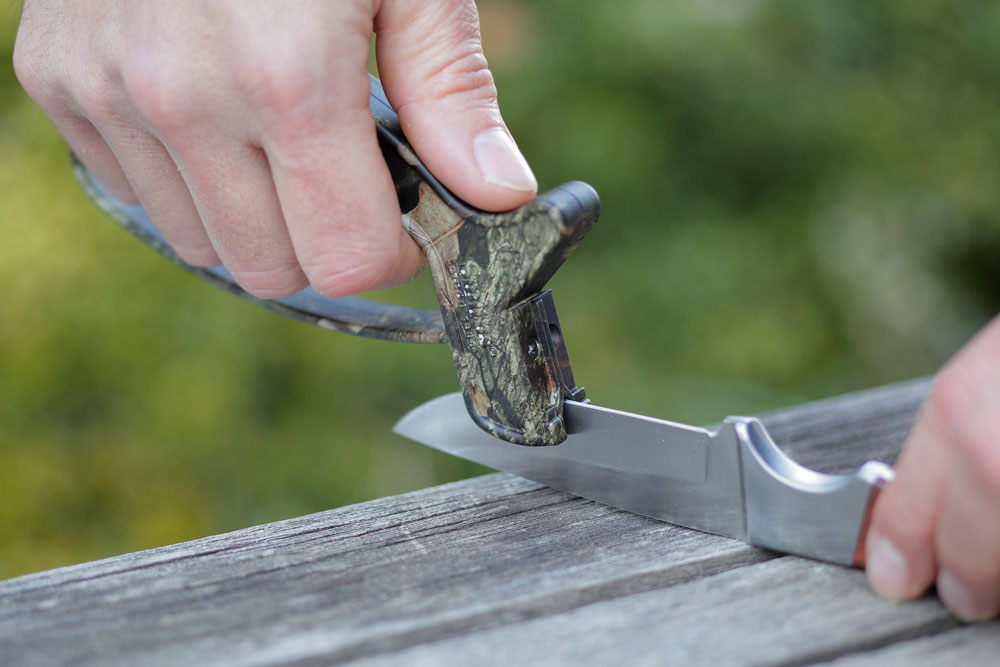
262, 73, 424, 298
867, 315, 1000, 603
865, 395, 950, 601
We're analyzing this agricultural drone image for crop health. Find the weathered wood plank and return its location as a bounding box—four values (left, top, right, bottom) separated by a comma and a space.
0, 378, 963, 667
0, 475, 769, 665
822, 625, 1000, 666
354, 558, 957, 667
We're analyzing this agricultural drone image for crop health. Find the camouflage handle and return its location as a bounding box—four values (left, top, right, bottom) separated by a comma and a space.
73, 155, 447, 344
74, 74, 600, 445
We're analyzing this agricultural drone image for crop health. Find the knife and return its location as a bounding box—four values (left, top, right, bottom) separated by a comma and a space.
73, 74, 893, 566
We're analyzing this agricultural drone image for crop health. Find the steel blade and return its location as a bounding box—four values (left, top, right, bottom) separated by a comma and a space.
394, 392, 747, 540
394, 392, 895, 565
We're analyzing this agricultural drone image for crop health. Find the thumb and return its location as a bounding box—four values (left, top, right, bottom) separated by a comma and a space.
374, 0, 537, 212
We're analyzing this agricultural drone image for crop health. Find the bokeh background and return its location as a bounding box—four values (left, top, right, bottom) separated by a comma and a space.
2, 1, 998, 579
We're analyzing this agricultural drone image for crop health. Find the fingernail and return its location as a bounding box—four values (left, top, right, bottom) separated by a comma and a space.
937, 570, 995, 622
866, 537, 910, 600
473, 128, 537, 192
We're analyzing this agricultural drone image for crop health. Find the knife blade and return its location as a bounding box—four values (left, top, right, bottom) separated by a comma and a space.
394, 392, 894, 566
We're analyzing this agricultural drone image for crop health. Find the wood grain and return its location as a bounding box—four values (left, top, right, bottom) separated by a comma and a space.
4, 377, 991, 666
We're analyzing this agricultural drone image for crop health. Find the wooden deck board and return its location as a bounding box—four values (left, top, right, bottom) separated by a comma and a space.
354, 557, 956, 667
4, 377, 995, 666
821, 626, 1000, 666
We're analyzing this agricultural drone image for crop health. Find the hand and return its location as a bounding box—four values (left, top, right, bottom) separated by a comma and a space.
14, 0, 537, 298
866, 314, 1000, 621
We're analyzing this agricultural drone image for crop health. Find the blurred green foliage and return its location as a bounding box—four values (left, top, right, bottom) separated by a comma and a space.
1, 1, 997, 578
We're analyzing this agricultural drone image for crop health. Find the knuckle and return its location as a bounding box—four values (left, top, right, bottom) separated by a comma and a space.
931, 365, 1000, 488
931, 364, 975, 432
68, 69, 121, 124
392, 1, 498, 109
304, 256, 391, 299
15, 28, 122, 124
229, 264, 309, 300
424, 51, 497, 108
121, 51, 201, 133
12, 36, 52, 100
960, 424, 1000, 490
965, 434, 1000, 491
172, 243, 220, 269
237, 54, 318, 120
872, 485, 933, 545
